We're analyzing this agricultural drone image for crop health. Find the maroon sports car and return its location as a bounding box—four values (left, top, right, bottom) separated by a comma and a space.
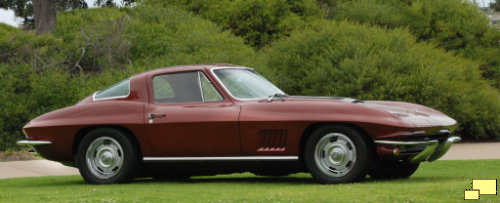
18, 64, 460, 184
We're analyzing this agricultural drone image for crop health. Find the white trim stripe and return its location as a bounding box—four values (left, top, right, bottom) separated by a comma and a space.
143, 156, 299, 162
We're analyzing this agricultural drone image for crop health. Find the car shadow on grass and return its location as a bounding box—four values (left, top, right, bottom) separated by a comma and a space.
138, 176, 318, 185
364, 176, 458, 184
136, 175, 456, 185
19, 174, 457, 186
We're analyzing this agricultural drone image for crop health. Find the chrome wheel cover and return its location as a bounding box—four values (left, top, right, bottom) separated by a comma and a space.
86, 136, 124, 179
314, 133, 356, 177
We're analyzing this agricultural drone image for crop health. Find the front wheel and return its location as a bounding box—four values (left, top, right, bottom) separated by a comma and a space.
304, 125, 373, 184
77, 128, 139, 184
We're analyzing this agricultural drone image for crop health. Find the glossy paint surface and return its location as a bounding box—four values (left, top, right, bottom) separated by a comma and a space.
23, 64, 457, 162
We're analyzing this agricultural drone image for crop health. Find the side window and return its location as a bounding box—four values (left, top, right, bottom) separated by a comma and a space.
153, 72, 202, 103
153, 77, 174, 99
200, 72, 223, 102
94, 79, 130, 100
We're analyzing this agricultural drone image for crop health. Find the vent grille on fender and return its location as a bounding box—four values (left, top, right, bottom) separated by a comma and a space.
257, 129, 287, 152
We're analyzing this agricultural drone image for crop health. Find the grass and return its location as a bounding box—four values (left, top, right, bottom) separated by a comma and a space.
0, 160, 499, 202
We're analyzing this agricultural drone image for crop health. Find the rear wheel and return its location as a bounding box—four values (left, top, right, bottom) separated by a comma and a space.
304, 125, 373, 184
77, 128, 139, 184
369, 162, 419, 179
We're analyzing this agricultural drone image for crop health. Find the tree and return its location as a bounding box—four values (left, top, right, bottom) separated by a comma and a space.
32, 0, 56, 34
0, 0, 87, 31
491, 0, 500, 12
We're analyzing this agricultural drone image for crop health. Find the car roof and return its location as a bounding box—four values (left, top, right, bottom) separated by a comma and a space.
133, 64, 248, 78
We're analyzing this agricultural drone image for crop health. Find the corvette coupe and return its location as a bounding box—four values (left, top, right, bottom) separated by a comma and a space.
18, 64, 460, 184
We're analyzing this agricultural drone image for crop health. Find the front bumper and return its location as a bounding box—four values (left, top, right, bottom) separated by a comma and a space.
374, 135, 461, 163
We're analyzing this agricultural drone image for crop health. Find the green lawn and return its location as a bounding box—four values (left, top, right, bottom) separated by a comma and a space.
0, 160, 499, 202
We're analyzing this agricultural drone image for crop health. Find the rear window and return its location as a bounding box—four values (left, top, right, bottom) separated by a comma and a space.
93, 79, 130, 101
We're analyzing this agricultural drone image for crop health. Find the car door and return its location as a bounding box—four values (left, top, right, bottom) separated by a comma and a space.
145, 71, 241, 156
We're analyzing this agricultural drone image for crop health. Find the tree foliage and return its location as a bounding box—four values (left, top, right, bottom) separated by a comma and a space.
152, 0, 323, 48
491, 0, 500, 12
94, 0, 136, 7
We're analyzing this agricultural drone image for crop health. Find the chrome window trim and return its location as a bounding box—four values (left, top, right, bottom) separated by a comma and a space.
200, 71, 224, 102
92, 79, 131, 101
197, 71, 205, 102
152, 71, 224, 104
143, 156, 298, 162
210, 67, 285, 101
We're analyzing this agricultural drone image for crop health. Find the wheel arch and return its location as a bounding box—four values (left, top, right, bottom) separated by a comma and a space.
72, 125, 143, 161
298, 122, 377, 169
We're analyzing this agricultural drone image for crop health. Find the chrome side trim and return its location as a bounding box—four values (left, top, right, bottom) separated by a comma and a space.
374, 140, 438, 146
143, 156, 299, 162
17, 140, 52, 146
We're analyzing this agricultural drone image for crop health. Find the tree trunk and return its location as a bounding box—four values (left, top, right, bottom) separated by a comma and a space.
33, 0, 56, 34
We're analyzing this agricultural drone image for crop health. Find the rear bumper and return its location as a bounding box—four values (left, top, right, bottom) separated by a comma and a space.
375, 136, 461, 163
17, 140, 53, 146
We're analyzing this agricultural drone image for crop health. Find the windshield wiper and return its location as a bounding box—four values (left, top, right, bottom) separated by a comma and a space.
267, 93, 288, 102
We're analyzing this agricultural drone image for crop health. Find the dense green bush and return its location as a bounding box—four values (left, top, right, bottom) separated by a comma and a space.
153, 0, 323, 48
260, 21, 500, 140
0, 63, 77, 150
0, 26, 66, 69
326, 0, 500, 89
0, 62, 134, 150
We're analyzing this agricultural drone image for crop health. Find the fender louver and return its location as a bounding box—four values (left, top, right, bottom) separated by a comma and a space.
257, 129, 287, 152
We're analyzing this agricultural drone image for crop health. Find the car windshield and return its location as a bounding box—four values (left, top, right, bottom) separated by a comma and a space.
213, 68, 285, 99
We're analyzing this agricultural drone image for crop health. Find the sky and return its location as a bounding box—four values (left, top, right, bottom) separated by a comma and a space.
0, 0, 496, 27
0, 9, 22, 27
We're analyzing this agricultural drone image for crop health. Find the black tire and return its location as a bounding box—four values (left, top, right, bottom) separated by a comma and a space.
304, 125, 373, 184
77, 128, 140, 184
369, 162, 419, 179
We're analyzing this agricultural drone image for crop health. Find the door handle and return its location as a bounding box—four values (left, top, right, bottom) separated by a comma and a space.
148, 113, 166, 119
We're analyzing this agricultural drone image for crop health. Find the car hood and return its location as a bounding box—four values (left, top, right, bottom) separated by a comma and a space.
360, 101, 457, 128
287, 96, 457, 129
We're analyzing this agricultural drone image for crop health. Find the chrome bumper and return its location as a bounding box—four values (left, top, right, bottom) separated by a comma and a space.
17, 140, 53, 146
374, 136, 461, 163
